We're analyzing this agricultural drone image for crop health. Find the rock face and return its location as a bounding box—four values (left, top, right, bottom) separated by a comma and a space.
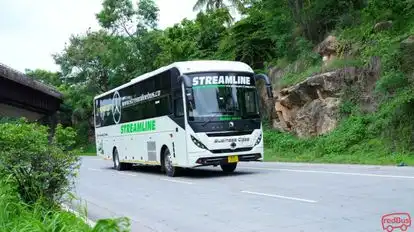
315, 35, 339, 67
373, 21, 393, 32
271, 64, 379, 138
258, 33, 381, 138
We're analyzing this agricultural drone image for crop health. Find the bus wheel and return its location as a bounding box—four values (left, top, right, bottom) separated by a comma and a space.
163, 148, 179, 177
113, 148, 130, 171
220, 163, 237, 173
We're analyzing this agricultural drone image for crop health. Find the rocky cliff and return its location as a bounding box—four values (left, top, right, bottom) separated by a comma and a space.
259, 35, 382, 138
272, 63, 379, 138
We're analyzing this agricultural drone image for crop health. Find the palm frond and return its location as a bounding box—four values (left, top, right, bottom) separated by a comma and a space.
193, 0, 210, 11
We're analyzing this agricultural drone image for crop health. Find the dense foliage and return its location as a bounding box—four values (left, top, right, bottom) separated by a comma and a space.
263, 0, 414, 164
26, 0, 414, 164
0, 119, 79, 207
0, 119, 130, 231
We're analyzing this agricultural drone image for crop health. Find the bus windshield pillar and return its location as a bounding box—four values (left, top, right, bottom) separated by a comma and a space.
178, 74, 195, 109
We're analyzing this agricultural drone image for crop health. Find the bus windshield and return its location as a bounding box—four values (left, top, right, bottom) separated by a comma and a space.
187, 73, 260, 121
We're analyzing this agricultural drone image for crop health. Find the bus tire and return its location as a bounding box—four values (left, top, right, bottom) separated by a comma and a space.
220, 163, 237, 173
163, 147, 179, 177
113, 148, 130, 171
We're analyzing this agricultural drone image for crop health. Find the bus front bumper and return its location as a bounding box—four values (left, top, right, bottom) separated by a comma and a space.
188, 146, 264, 167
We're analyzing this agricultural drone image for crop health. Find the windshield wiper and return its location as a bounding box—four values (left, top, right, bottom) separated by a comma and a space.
201, 111, 239, 127
241, 115, 260, 124
202, 111, 223, 127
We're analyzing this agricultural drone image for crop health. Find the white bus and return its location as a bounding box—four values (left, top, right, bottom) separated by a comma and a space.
93, 60, 273, 177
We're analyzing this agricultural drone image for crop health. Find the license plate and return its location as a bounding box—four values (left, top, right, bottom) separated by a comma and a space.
228, 155, 239, 163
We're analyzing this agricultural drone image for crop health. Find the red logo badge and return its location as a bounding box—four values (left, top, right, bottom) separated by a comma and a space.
382, 213, 412, 232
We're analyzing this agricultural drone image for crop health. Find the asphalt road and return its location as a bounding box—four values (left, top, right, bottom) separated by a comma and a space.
69, 156, 414, 232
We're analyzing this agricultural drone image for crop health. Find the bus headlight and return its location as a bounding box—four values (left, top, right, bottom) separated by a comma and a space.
191, 135, 208, 150
254, 133, 262, 146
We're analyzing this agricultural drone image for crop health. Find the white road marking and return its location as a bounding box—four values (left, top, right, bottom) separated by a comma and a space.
241, 190, 317, 203
244, 167, 414, 179
87, 168, 102, 172
61, 203, 96, 227
84, 157, 106, 161
160, 178, 193, 185
119, 172, 137, 177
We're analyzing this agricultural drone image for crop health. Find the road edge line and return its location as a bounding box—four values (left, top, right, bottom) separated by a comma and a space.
61, 203, 97, 228
241, 190, 318, 203
160, 178, 193, 185
244, 167, 414, 179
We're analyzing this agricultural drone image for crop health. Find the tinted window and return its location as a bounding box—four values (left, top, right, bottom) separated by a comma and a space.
95, 69, 173, 127
174, 98, 184, 117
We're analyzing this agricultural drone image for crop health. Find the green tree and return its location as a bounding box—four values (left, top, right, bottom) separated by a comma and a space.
25, 69, 63, 87
193, 0, 244, 11
96, 0, 136, 36
53, 30, 118, 93
195, 9, 230, 57
52, 0, 162, 146
217, 5, 275, 70
96, 0, 159, 36
154, 8, 230, 66
154, 19, 199, 67
193, 0, 246, 24
95, 0, 161, 77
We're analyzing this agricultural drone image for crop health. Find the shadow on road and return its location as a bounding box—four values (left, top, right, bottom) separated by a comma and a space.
179, 167, 257, 179
103, 165, 258, 179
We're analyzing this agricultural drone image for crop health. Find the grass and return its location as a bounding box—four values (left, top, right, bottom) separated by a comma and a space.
0, 178, 91, 232
0, 177, 131, 232
78, 143, 97, 156
280, 65, 321, 88
264, 147, 414, 166
262, 115, 414, 166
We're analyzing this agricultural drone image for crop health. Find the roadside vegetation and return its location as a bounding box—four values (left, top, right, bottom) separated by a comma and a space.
3, 0, 414, 229
0, 118, 130, 231
25, 0, 414, 166
79, 143, 98, 156
263, 1, 414, 166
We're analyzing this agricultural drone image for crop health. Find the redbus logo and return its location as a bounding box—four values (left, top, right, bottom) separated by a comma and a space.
382, 213, 411, 232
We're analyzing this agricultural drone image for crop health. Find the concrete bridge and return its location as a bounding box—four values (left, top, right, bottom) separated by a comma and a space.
0, 63, 63, 123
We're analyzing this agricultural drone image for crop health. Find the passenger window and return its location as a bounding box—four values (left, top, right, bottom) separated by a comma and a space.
174, 98, 184, 117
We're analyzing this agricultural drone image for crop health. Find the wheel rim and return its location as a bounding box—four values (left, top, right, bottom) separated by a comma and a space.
164, 150, 172, 172
114, 151, 119, 168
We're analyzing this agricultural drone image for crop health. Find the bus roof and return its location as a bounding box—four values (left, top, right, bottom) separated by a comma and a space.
94, 60, 254, 100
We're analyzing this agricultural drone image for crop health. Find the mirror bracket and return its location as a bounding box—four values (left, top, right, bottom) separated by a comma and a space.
177, 74, 192, 88
254, 73, 274, 98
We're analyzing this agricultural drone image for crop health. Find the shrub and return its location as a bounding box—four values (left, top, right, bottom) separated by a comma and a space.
0, 119, 80, 208
0, 177, 131, 232
376, 71, 409, 94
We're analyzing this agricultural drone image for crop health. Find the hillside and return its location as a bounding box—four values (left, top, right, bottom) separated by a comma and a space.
27, 0, 414, 165
261, 4, 414, 165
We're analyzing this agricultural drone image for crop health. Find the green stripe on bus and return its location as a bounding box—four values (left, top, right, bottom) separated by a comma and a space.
219, 116, 241, 121
121, 120, 156, 134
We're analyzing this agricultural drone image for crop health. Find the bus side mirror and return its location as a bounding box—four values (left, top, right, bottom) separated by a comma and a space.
185, 88, 196, 109
254, 73, 274, 98
178, 75, 192, 88
178, 75, 196, 109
